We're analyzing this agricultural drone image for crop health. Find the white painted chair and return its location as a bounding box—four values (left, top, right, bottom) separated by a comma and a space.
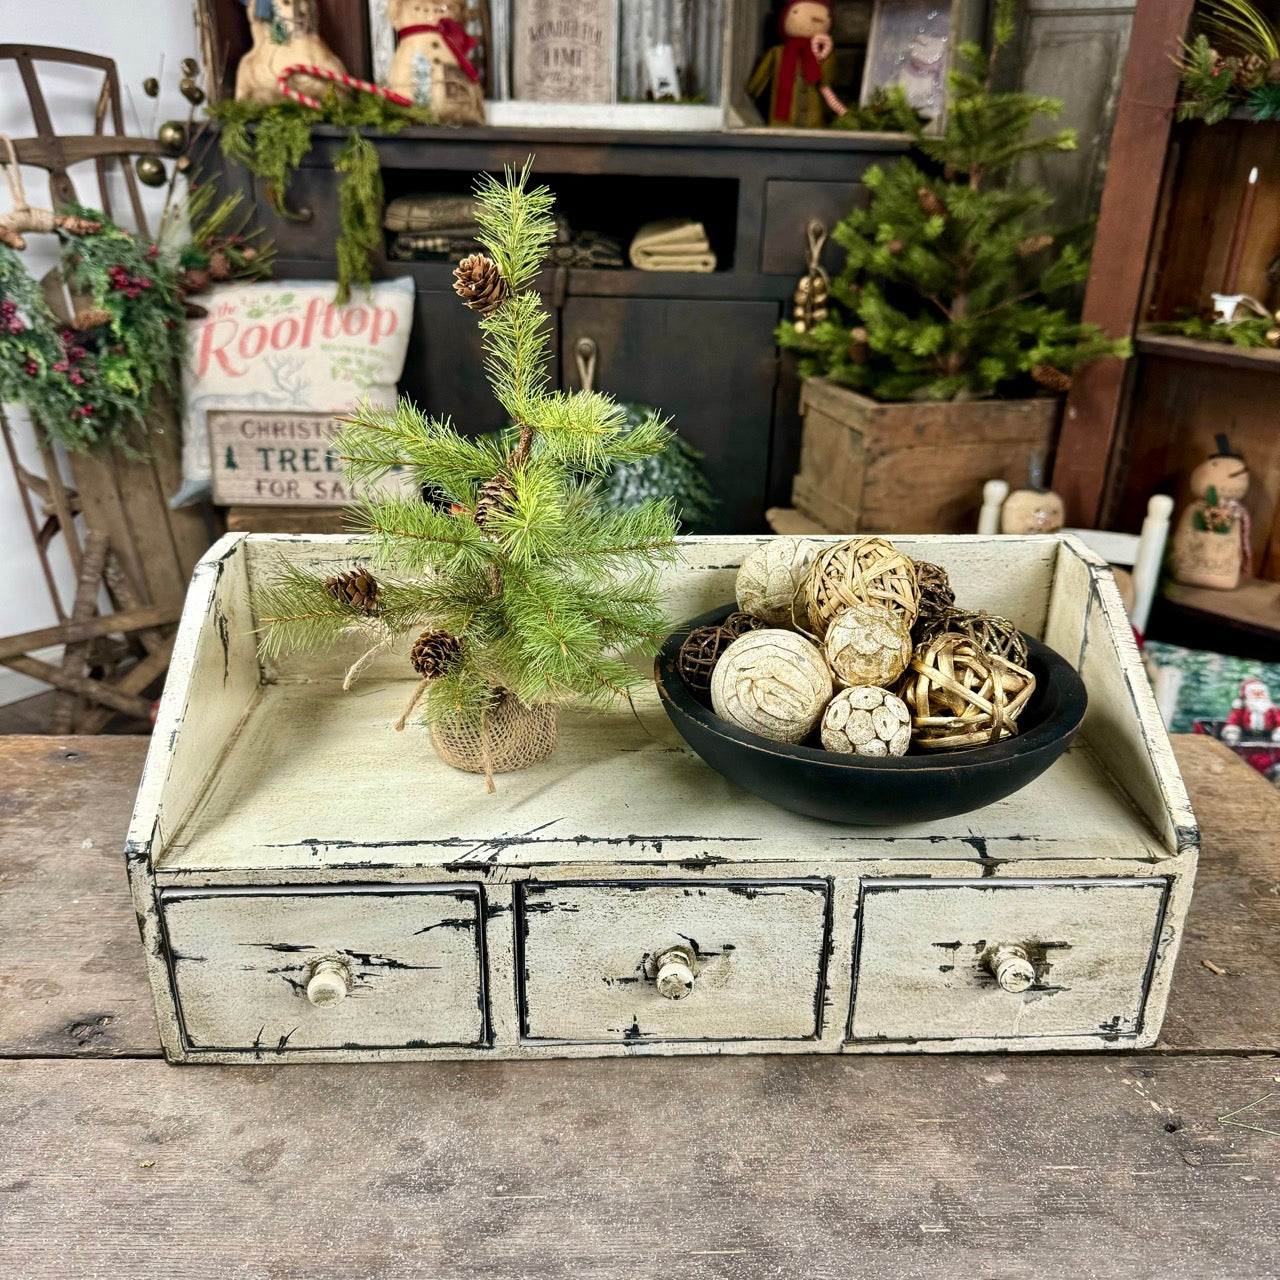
979, 483, 1179, 724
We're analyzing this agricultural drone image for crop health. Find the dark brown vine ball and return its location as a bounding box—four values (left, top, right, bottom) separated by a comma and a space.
912, 560, 955, 624
677, 624, 734, 699
722, 611, 767, 641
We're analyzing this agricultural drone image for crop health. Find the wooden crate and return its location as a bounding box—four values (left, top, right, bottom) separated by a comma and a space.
792, 379, 1061, 534
127, 533, 1197, 1064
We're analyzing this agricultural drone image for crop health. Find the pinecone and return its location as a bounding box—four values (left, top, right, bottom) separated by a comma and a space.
1236, 53, 1268, 90
1018, 234, 1053, 258
453, 253, 508, 316
474, 474, 515, 527
885, 238, 904, 256
848, 326, 870, 365
71, 307, 113, 332
410, 629, 462, 679
208, 248, 232, 281
918, 187, 947, 219
180, 266, 210, 296
1031, 364, 1072, 394
54, 213, 102, 237
324, 567, 380, 614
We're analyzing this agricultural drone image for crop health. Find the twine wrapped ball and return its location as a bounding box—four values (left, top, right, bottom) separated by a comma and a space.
912, 560, 955, 624
711, 629, 833, 745
902, 633, 1036, 750
823, 602, 911, 688
821, 686, 912, 757
735, 538, 817, 628
915, 606, 1029, 668
803, 537, 919, 638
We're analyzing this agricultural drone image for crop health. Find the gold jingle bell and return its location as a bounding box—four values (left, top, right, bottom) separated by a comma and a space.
135, 155, 167, 187
157, 120, 188, 154
792, 218, 831, 334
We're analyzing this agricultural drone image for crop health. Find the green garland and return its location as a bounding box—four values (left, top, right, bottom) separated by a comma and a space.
0, 208, 185, 453
1150, 311, 1274, 348
209, 95, 434, 301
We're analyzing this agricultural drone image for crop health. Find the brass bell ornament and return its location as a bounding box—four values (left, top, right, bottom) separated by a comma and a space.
791, 219, 831, 335
135, 155, 167, 187
157, 120, 188, 154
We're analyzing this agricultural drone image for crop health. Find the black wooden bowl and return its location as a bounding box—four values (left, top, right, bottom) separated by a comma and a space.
654, 604, 1088, 826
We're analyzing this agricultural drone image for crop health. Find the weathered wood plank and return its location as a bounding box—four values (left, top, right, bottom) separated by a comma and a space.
2, 1053, 1278, 1278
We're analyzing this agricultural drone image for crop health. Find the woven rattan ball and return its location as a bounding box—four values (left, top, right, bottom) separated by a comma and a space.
803, 537, 919, 638
912, 559, 955, 623
823, 602, 911, 688
735, 538, 817, 628
915, 607, 1029, 667
902, 633, 1036, 751
677, 624, 733, 698
821, 685, 911, 757
722, 610, 767, 641
711, 629, 833, 744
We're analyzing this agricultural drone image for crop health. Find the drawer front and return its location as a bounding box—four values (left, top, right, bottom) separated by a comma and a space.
850, 878, 1168, 1044
518, 880, 831, 1043
163, 886, 485, 1052
761, 180, 865, 274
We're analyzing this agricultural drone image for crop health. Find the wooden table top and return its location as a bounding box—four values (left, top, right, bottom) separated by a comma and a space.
2, 732, 1278, 1278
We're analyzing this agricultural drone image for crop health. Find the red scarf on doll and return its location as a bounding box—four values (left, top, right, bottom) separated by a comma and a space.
774, 0, 829, 120
396, 17, 480, 83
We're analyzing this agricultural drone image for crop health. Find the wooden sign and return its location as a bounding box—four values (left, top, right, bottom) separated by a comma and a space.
208, 409, 410, 506
512, 0, 617, 103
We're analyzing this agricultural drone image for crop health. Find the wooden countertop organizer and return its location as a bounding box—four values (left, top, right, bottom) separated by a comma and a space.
127, 534, 1197, 1063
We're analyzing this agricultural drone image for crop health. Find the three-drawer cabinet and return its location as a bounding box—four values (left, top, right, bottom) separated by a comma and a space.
128, 534, 1197, 1063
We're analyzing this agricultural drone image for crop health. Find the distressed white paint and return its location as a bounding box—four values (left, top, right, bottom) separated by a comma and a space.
127, 533, 1198, 1063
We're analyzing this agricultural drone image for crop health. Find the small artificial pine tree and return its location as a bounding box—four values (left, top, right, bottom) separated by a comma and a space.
257, 162, 678, 746
777, 0, 1129, 402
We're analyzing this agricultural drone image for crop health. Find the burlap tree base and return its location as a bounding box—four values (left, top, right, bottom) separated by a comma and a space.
429, 692, 557, 790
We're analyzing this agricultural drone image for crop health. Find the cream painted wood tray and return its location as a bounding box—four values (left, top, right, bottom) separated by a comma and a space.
126, 534, 1197, 1064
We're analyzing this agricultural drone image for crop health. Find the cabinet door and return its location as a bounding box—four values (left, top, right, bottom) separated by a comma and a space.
402, 290, 561, 437
561, 297, 780, 533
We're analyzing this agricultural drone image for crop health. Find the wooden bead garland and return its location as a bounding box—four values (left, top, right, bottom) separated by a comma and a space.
902, 633, 1036, 750
711, 629, 833, 744
823, 602, 911, 688
821, 686, 911, 757
676, 613, 765, 697
915, 607, 1029, 668
803, 537, 919, 638
735, 538, 817, 628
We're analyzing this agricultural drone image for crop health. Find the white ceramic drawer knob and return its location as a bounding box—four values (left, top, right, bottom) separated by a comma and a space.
306, 958, 352, 1006
988, 944, 1035, 994
652, 946, 697, 1000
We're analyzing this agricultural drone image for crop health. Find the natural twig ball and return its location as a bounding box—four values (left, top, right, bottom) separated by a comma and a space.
677, 624, 733, 698
711, 629, 833, 745
821, 686, 911, 757
912, 560, 955, 624
915, 607, 1028, 667
735, 538, 817, 628
902, 633, 1035, 750
723, 610, 767, 641
803, 537, 919, 638
823, 602, 911, 688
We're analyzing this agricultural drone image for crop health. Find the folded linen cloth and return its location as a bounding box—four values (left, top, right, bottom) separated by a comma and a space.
629, 218, 717, 273
384, 194, 479, 233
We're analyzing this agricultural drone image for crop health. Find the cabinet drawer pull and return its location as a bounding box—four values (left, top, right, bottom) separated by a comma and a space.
652, 945, 697, 1000
306, 958, 352, 1006
987, 944, 1035, 993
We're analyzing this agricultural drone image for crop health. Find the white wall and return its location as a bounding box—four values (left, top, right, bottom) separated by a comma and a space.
0, 1, 199, 700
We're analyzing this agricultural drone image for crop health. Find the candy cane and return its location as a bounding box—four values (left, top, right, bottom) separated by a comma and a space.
277, 64, 414, 110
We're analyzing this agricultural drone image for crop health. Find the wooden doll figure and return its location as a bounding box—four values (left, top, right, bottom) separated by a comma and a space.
747, 0, 836, 128
1171, 436, 1252, 591
235, 0, 349, 105
387, 0, 485, 125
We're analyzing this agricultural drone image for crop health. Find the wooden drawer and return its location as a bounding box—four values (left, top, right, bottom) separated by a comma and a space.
517, 879, 831, 1043
849, 878, 1169, 1045
162, 886, 486, 1053
760, 180, 865, 274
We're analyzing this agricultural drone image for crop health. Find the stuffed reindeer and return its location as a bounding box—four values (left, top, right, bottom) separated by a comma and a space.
235, 0, 349, 105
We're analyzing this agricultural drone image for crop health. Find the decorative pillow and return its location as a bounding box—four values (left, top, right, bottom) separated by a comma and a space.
173, 278, 415, 506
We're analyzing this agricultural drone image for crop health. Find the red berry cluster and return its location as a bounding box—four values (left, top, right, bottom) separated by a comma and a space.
0, 298, 24, 335
51, 330, 90, 388
108, 264, 153, 299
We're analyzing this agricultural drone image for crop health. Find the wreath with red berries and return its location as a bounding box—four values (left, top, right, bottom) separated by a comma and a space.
0, 204, 185, 453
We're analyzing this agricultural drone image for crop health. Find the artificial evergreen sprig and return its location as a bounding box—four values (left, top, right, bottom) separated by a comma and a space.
258, 161, 679, 734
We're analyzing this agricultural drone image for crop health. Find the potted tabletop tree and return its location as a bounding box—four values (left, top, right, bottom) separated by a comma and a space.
778, 0, 1129, 534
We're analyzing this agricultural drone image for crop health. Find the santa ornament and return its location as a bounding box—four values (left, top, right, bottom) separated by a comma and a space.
746, 0, 848, 128
1220, 677, 1280, 781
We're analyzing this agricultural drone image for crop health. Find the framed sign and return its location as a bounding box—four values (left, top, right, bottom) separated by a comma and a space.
208, 409, 412, 506
862, 0, 953, 119
512, 0, 617, 103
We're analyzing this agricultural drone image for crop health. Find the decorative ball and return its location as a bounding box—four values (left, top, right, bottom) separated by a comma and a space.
915, 607, 1028, 668
157, 120, 188, 154
180, 57, 200, 77
179, 77, 206, 105
823, 602, 911, 688
912, 560, 954, 624
711, 629, 833, 745
722, 610, 767, 641
735, 538, 817, 628
902, 633, 1036, 751
134, 155, 167, 187
677, 624, 733, 698
803, 537, 919, 639
821, 686, 911, 757
142, 76, 160, 98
